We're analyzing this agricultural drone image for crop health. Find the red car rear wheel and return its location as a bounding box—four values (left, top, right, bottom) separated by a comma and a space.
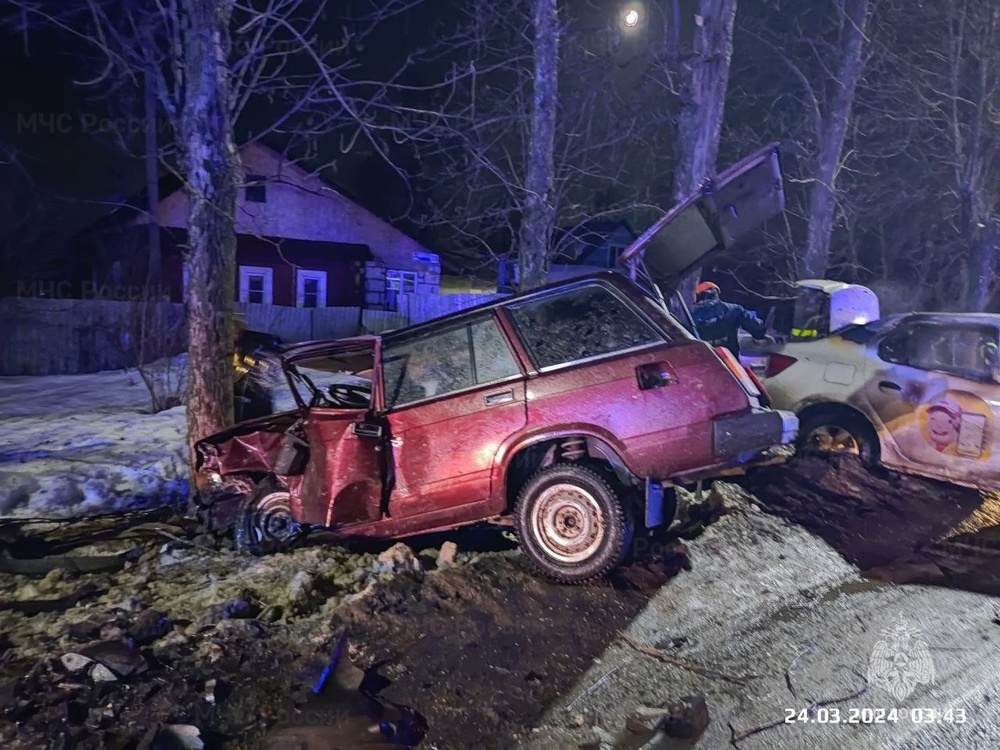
514, 464, 633, 584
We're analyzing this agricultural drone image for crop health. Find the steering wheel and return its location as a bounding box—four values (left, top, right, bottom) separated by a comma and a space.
308, 391, 332, 409
326, 383, 371, 408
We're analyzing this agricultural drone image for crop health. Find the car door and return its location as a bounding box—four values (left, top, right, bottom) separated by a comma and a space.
863, 317, 1000, 485
377, 311, 528, 533
502, 279, 751, 479
282, 339, 386, 528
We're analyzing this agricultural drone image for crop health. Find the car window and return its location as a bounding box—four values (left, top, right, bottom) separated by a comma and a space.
470, 318, 521, 383
505, 283, 663, 369
383, 314, 521, 408
878, 322, 999, 380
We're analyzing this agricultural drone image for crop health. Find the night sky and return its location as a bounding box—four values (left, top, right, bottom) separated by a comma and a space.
0, 0, 667, 257
0, 31, 142, 247
0, 1, 452, 252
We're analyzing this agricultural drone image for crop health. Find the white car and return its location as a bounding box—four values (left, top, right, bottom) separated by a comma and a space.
739, 279, 880, 376
751, 312, 1000, 491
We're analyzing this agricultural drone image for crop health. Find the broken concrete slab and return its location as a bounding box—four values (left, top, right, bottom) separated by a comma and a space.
519, 487, 1000, 749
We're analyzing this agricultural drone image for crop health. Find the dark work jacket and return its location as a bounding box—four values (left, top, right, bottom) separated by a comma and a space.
691, 299, 766, 356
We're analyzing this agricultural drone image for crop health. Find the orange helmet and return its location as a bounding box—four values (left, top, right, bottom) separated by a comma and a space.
695, 281, 720, 300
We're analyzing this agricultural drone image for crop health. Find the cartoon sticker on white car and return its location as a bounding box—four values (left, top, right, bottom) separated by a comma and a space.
921, 394, 991, 459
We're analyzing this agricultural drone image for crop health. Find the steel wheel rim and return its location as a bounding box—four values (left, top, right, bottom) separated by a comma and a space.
251, 491, 298, 544
806, 425, 860, 455
531, 483, 605, 564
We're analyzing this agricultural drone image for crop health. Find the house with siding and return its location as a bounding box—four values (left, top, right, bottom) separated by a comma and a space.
78, 142, 440, 310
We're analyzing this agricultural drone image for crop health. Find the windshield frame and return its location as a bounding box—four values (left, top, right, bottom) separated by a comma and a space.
280, 337, 383, 411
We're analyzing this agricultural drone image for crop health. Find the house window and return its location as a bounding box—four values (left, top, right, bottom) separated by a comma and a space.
296, 269, 327, 308
385, 269, 418, 311
386, 269, 417, 294
238, 265, 273, 304
245, 174, 267, 203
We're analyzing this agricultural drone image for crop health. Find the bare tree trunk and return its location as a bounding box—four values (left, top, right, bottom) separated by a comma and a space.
144, 67, 161, 287
800, 0, 871, 279
969, 220, 997, 311
959, 4, 999, 311
516, 0, 559, 292
177, 0, 240, 481
672, 0, 738, 201
671, 0, 738, 301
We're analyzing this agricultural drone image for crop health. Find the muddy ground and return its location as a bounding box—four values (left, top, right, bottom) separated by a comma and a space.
0, 497, 704, 749
3, 455, 1000, 749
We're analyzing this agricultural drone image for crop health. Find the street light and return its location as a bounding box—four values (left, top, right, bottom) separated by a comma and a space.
623, 7, 640, 27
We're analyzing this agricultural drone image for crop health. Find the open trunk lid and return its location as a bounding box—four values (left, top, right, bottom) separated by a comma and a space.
620, 144, 786, 291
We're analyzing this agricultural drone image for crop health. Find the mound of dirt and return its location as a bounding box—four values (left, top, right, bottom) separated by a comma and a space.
738, 453, 982, 570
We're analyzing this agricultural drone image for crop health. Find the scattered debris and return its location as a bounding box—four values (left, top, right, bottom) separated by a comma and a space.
143, 724, 205, 750
437, 541, 458, 568
128, 608, 172, 645
660, 693, 710, 739
288, 570, 315, 607
620, 633, 754, 685
79, 640, 148, 679
203, 678, 217, 704
90, 664, 117, 683
59, 652, 94, 673
374, 543, 421, 575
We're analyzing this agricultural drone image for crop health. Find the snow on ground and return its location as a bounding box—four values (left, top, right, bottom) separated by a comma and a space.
0, 359, 189, 518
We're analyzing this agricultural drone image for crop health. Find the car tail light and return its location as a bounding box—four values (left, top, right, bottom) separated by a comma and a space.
714, 346, 761, 397
764, 353, 798, 378
744, 367, 773, 408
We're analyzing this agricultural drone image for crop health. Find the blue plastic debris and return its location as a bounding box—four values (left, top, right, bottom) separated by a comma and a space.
312, 628, 349, 694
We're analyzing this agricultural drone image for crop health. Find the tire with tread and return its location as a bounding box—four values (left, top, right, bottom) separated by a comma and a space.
797, 409, 880, 465
514, 463, 633, 584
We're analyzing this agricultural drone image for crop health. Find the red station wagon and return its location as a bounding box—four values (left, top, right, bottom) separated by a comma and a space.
194, 145, 797, 583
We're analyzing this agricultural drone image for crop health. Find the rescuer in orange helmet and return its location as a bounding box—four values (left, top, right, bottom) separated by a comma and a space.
691, 280, 771, 356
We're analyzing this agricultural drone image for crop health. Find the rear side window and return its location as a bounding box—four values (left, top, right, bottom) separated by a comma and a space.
506, 283, 663, 369
382, 314, 521, 408
878, 322, 999, 381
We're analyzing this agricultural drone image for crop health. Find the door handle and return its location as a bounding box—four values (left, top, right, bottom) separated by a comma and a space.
352, 421, 383, 438
879, 380, 902, 391
484, 390, 514, 406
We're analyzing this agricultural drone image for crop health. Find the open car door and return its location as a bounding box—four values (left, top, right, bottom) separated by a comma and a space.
619, 143, 786, 293
282, 337, 389, 529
